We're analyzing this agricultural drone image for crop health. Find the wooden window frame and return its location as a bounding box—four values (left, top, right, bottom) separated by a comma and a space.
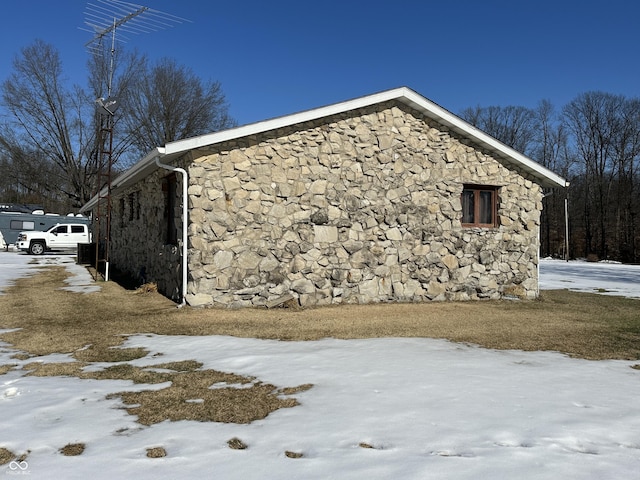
461, 185, 499, 228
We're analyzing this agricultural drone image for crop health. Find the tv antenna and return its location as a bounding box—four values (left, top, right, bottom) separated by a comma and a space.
83, 1, 189, 94
82, 0, 189, 280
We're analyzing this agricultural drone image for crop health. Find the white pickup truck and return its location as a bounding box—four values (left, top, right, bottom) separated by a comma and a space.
17, 223, 92, 255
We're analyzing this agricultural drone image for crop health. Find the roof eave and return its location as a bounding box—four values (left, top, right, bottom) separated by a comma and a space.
80, 87, 568, 214
80, 147, 166, 213
396, 89, 568, 189
169, 86, 567, 189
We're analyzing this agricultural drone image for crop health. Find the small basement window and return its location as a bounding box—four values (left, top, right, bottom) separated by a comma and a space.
462, 185, 499, 228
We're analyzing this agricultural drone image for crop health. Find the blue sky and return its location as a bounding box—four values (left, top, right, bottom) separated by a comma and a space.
1, 0, 639, 127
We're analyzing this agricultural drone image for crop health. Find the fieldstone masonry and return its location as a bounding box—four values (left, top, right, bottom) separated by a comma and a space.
109, 101, 542, 307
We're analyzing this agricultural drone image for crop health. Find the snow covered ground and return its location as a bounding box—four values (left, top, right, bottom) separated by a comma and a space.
1, 252, 639, 479
539, 257, 640, 299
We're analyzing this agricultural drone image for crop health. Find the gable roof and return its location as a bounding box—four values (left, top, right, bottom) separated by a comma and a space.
81, 87, 567, 212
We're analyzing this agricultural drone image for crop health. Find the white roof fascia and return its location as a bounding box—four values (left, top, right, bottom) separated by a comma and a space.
162, 86, 567, 188
113, 147, 166, 189
81, 87, 567, 214
80, 147, 165, 213
397, 89, 568, 188
163, 88, 409, 156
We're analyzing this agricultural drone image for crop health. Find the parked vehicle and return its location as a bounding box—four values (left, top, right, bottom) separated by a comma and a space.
16, 223, 92, 255
0, 209, 89, 247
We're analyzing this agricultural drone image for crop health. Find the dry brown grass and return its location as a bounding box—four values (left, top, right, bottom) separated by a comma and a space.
73, 346, 149, 363
227, 438, 248, 450
2, 265, 640, 360
59, 443, 85, 456
0, 448, 29, 466
0, 448, 15, 465
145, 447, 166, 458
106, 367, 302, 426
284, 450, 304, 459
1, 263, 640, 427
22, 358, 308, 425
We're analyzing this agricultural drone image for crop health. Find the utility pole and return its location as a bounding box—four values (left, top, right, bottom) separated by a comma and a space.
82, 0, 188, 280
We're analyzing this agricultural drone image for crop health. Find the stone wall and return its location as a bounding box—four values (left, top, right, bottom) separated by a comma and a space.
107, 170, 184, 301
182, 101, 542, 308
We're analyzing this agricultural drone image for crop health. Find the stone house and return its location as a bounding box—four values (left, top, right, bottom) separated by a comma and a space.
81, 87, 567, 308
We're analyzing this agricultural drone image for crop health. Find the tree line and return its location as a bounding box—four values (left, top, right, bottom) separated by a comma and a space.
1, 41, 638, 263
0, 40, 235, 213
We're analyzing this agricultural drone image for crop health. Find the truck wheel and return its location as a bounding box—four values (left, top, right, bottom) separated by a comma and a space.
29, 241, 45, 255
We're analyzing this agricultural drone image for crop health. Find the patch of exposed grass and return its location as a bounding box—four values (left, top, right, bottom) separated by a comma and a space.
0, 448, 15, 465
285, 450, 304, 458
23, 362, 86, 378
0, 448, 30, 466
23, 358, 309, 425
107, 368, 302, 425
0, 267, 174, 358
278, 384, 313, 395
0, 364, 16, 375
59, 443, 85, 456
136, 283, 158, 294
227, 437, 248, 450
10, 353, 31, 361
151, 360, 203, 372
73, 346, 149, 363
146, 447, 166, 458
90, 363, 173, 384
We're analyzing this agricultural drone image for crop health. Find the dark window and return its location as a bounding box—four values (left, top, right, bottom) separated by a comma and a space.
120, 198, 125, 228
128, 192, 136, 221
163, 174, 178, 245
462, 185, 499, 228
71, 225, 84, 233
10, 220, 35, 230
53, 225, 68, 234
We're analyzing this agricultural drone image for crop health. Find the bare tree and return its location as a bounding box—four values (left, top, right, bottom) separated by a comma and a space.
563, 92, 623, 259
531, 100, 571, 258
0, 40, 98, 209
121, 57, 236, 156
0, 40, 235, 210
460, 105, 537, 155
561, 92, 640, 261
609, 98, 640, 261
0, 127, 63, 209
